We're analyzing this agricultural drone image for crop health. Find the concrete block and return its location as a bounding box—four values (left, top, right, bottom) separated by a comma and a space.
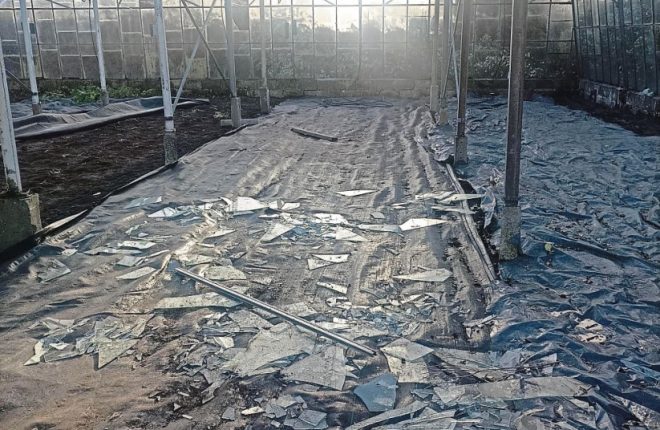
454, 135, 468, 165
0, 193, 42, 254
499, 205, 521, 260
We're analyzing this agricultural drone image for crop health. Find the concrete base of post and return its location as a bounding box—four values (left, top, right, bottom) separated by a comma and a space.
31, 103, 41, 115
500, 205, 521, 260
101, 90, 109, 106
230, 97, 242, 128
0, 192, 42, 254
454, 135, 468, 164
163, 131, 177, 165
429, 85, 439, 113
259, 87, 270, 114
437, 107, 448, 125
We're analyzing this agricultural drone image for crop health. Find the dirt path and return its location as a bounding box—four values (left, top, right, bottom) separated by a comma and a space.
0, 97, 273, 225
0, 99, 491, 429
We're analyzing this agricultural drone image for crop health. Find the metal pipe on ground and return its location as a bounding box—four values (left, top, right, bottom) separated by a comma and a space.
454, 0, 472, 165
92, 0, 109, 106
175, 268, 377, 356
18, 0, 41, 115
500, 0, 529, 260
154, 0, 177, 165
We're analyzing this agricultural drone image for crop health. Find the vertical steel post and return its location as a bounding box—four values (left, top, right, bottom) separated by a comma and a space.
19, 0, 40, 115
500, 0, 528, 260
430, 0, 440, 114
92, 0, 109, 105
225, 0, 242, 127
438, 0, 451, 124
0, 42, 22, 193
454, 0, 472, 164
259, 0, 270, 113
155, 0, 177, 164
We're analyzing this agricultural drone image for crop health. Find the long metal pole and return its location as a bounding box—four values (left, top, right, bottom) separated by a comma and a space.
154, 0, 177, 164
92, 0, 109, 105
500, 0, 528, 260
454, 0, 472, 164
225, 0, 242, 127
429, 0, 440, 114
0, 42, 22, 193
258, 0, 270, 113
18, 0, 40, 115
175, 268, 377, 356
174, 0, 218, 111
438, 0, 451, 124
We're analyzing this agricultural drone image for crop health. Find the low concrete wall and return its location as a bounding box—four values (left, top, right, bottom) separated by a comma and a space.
579, 79, 660, 117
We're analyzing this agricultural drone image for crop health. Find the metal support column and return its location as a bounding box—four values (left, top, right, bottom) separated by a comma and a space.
154, 0, 177, 165
174, 0, 218, 111
18, 0, 40, 115
258, 0, 270, 113
438, 0, 451, 124
225, 0, 242, 128
500, 0, 528, 260
430, 0, 441, 114
92, 0, 109, 105
454, 0, 472, 164
0, 43, 22, 193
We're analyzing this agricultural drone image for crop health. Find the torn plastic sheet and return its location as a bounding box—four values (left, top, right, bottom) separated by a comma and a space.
85, 247, 142, 256
282, 345, 346, 391
116, 255, 145, 267
393, 269, 452, 283
429, 97, 660, 424
432, 376, 590, 406
439, 193, 484, 203
268, 201, 301, 211
117, 240, 156, 250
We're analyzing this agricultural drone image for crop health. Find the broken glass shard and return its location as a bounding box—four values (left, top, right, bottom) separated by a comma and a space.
393, 269, 452, 283
354, 372, 398, 412
282, 345, 346, 391
116, 267, 156, 280
124, 196, 162, 209
381, 338, 433, 361
337, 190, 377, 197
206, 265, 247, 281
399, 218, 448, 231
154, 292, 239, 309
